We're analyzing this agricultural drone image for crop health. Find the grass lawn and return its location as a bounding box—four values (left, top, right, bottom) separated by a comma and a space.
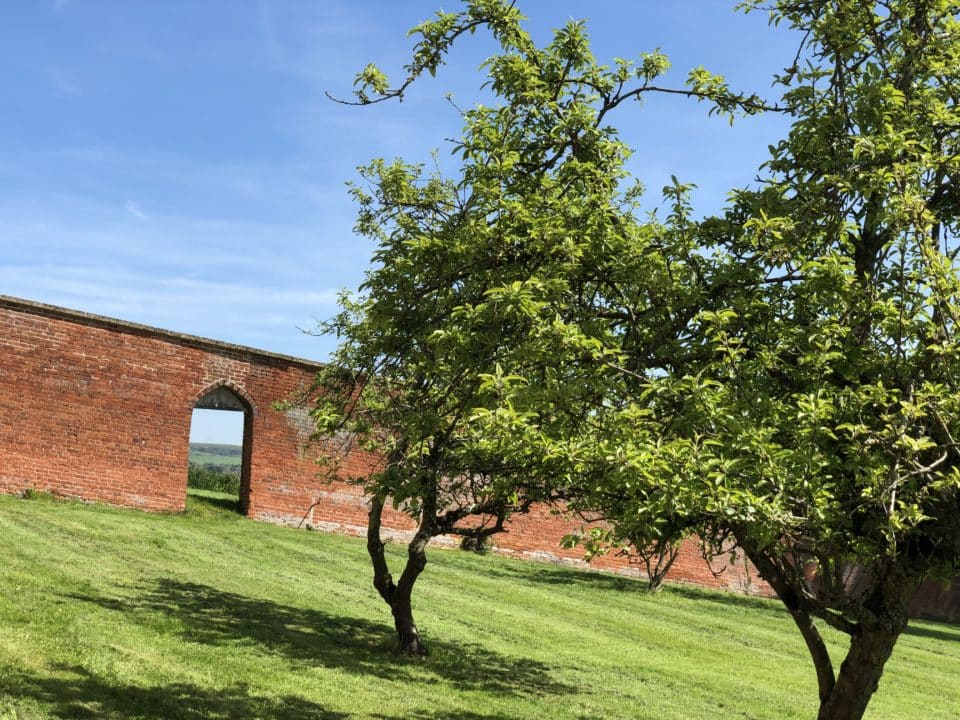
0, 492, 957, 719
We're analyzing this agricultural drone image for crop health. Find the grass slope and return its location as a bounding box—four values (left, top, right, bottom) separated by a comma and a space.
0, 492, 957, 719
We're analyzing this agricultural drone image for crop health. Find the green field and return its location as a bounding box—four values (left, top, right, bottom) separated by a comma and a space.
188, 443, 241, 471
0, 491, 957, 719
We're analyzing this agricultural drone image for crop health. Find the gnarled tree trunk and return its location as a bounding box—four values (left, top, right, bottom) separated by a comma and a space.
739, 535, 915, 720
367, 494, 431, 656
817, 624, 903, 720
815, 563, 915, 720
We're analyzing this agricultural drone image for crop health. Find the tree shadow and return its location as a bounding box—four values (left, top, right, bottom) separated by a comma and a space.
476, 561, 642, 592
185, 491, 240, 515
663, 582, 784, 617
904, 621, 960, 643
372, 712, 525, 720
0, 664, 548, 720
0, 664, 347, 720
479, 561, 784, 616
65, 579, 573, 697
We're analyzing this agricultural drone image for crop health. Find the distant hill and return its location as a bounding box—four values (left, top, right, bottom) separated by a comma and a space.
189, 443, 242, 474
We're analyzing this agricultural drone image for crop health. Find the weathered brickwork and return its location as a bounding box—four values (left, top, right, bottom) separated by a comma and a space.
0, 294, 955, 621
0, 295, 348, 519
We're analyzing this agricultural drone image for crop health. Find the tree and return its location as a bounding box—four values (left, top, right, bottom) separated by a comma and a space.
328, 0, 960, 716
552, 4, 960, 717
312, 1, 623, 652
319, 0, 778, 655
313, 152, 587, 653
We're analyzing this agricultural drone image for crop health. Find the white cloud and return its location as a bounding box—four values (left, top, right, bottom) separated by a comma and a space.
125, 201, 148, 221
0, 185, 357, 361
0, 261, 340, 360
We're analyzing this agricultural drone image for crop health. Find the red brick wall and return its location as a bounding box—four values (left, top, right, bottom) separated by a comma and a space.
1, 295, 956, 622
0, 296, 348, 519
910, 577, 960, 623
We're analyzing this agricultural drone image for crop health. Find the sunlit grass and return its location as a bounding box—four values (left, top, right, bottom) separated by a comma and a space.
0, 491, 956, 719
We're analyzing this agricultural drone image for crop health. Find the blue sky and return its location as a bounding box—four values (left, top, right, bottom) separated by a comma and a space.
1, 1, 797, 441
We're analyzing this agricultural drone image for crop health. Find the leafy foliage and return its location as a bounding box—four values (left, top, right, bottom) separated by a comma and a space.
187, 463, 240, 496
322, 0, 960, 715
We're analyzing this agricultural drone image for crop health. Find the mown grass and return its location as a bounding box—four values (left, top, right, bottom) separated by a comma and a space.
0, 491, 956, 719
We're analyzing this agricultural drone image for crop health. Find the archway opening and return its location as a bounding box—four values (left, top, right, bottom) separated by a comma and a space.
188, 385, 252, 515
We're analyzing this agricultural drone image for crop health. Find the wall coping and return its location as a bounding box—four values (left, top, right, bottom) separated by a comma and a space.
0, 294, 324, 371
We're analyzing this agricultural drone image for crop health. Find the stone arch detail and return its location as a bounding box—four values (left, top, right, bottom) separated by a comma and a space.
194, 379, 258, 415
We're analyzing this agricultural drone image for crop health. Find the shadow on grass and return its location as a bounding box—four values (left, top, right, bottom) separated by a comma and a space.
66, 578, 572, 697
478, 560, 785, 615
373, 712, 531, 720
475, 559, 641, 592
0, 664, 347, 720
185, 491, 241, 516
904, 621, 960, 643
663, 582, 784, 616
0, 664, 532, 720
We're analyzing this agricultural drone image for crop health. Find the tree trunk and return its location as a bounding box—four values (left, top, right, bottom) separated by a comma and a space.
641, 540, 679, 592
817, 562, 916, 720
736, 532, 917, 720
390, 580, 426, 656
367, 494, 430, 656
736, 538, 838, 707
817, 624, 902, 720
788, 608, 835, 707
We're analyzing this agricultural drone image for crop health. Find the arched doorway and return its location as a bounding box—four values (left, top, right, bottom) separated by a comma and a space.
188, 382, 253, 514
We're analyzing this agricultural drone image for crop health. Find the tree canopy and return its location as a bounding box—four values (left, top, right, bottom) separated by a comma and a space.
320, 1, 960, 717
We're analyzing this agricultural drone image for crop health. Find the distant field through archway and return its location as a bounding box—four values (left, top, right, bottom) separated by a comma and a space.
189, 384, 252, 514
